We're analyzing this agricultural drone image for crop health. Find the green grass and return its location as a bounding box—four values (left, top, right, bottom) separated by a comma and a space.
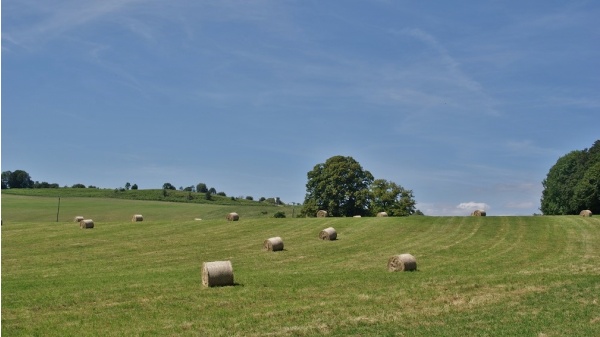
2, 194, 600, 336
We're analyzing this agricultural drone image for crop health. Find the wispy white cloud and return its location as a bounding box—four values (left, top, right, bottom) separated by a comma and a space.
457, 201, 490, 211
387, 28, 499, 116
416, 201, 490, 216
3, 0, 147, 48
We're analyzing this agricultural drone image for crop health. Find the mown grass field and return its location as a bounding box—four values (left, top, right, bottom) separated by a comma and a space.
2, 194, 600, 336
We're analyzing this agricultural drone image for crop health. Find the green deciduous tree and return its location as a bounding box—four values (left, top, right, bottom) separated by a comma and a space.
1, 171, 11, 189
301, 156, 374, 217
196, 183, 208, 193
370, 179, 416, 216
162, 183, 176, 190
4, 170, 33, 189
541, 140, 600, 215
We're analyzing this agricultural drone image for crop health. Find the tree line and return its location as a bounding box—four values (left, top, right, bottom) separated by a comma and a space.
1, 170, 281, 204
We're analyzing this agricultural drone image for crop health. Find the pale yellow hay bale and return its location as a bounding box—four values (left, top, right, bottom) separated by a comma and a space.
80, 219, 94, 229
316, 210, 328, 217
388, 253, 417, 272
319, 227, 337, 240
74, 216, 84, 222
377, 212, 388, 217
226, 212, 239, 221
263, 236, 284, 251
580, 210, 593, 217
471, 210, 487, 216
132, 214, 143, 222
202, 261, 234, 287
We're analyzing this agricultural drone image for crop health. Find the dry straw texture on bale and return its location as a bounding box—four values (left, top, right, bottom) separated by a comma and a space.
79, 219, 94, 229
263, 236, 284, 251
471, 210, 487, 216
377, 212, 388, 217
580, 210, 593, 217
74, 216, 84, 222
319, 227, 337, 240
132, 214, 144, 222
316, 210, 328, 218
388, 254, 417, 272
202, 261, 234, 287
226, 212, 240, 221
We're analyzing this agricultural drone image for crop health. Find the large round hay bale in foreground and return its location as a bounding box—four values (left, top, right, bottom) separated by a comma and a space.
377, 212, 388, 217
316, 210, 328, 217
388, 254, 417, 272
226, 212, 239, 221
74, 216, 84, 222
580, 210, 593, 217
202, 261, 234, 287
80, 219, 94, 229
471, 210, 487, 216
132, 214, 144, 222
319, 227, 337, 240
263, 236, 284, 251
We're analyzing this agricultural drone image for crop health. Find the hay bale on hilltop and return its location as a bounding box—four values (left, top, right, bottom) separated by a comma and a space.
319, 227, 337, 240
377, 212, 388, 217
263, 236, 284, 251
74, 216, 84, 222
580, 210, 593, 217
471, 210, 487, 216
201, 260, 234, 287
132, 214, 144, 222
316, 210, 328, 218
80, 219, 94, 229
226, 212, 239, 221
388, 254, 417, 272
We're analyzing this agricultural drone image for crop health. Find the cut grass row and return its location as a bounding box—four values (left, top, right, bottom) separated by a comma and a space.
2, 195, 600, 336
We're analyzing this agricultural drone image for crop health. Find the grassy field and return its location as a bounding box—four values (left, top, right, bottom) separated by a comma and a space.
2, 194, 600, 336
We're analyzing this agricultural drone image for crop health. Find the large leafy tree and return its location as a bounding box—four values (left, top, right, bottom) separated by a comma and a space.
3, 170, 34, 189
162, 182, 176, 190
370, 179, 416, 216
301, 156, 374, 217
1, 171, 10, 189
541, 140, 600, 214
196, 183, 208, 193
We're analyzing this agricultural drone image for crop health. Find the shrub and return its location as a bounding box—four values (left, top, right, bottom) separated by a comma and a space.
273, 211, 286, 218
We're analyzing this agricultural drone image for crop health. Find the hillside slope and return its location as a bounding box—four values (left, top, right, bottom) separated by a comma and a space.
2, 195, 599, 336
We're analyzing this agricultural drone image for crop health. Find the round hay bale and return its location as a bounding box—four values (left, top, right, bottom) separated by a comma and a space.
388, 253, 417, 272
471, 210, 487, 216
353, 215, 362, 218
319, 227, 337, 240
202, 260, 234, 287
132, 214, 144, 222
377, 212, 388, 217
580, 210, 593, 217
263, 236, 284, 251
226, 212, 239, 221
74, 216, 84, 222
80, 219, 94, 229
316, 210, 328, 218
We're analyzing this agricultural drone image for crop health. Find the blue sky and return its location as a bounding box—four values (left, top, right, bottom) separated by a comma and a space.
2, 1, 599, 215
